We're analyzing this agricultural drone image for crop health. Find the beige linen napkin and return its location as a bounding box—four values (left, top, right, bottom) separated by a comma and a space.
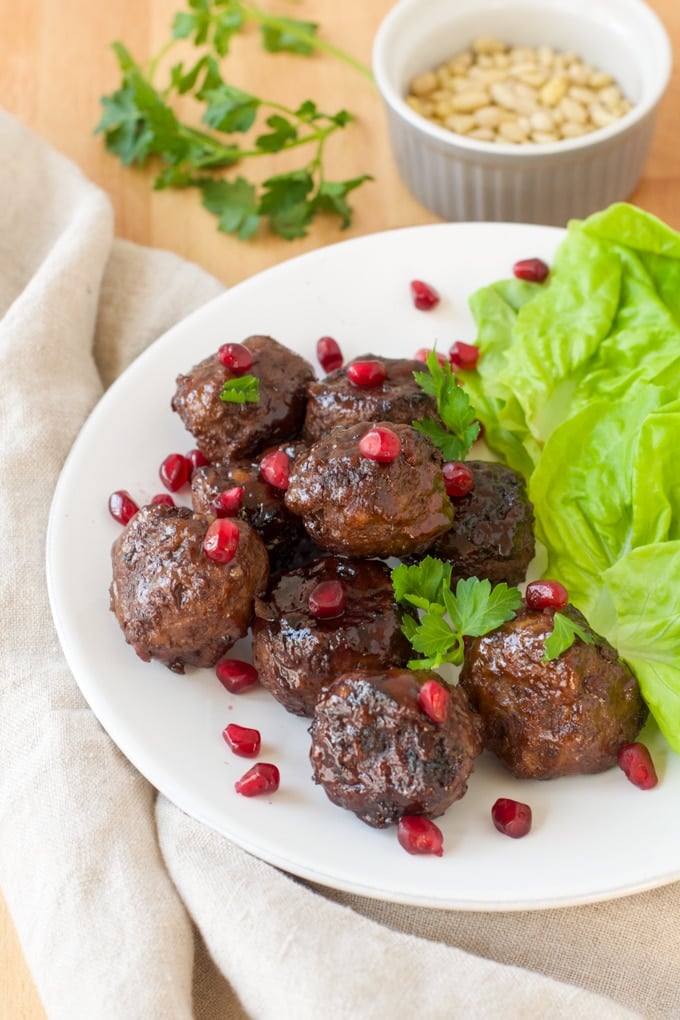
1, 105, 677, 1020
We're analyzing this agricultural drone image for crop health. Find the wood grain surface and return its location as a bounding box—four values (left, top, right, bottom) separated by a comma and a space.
1, 1, 678, 1016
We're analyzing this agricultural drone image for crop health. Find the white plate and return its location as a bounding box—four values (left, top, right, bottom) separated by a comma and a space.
46, 223, 680, 911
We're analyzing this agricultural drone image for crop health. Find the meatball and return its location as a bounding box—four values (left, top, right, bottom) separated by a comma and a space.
171, 334, 314, 462
310, 668, 483, 828
284, 421, 454, 558
302, 354, 438, 443
459, 604, 648, 779
190, 441, 319, 575
110, 504, 269, 673
429, 460, 535, 586
252, 557, 414, 717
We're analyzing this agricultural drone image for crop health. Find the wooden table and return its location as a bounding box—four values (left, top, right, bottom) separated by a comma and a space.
1, 1, 678, 1015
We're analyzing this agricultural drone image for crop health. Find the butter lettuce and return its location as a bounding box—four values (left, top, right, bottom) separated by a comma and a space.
467, 203, 680, 752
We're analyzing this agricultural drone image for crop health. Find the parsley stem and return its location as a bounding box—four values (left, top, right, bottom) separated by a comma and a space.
239, 2, 375, 82
178, 120, 341, 166
147, 38, 178, 84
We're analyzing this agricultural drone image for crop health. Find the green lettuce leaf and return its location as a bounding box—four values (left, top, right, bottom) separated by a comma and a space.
467, 202, 680, 752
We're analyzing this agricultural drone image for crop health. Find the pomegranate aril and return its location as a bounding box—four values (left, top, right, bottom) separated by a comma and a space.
218, 341, 254, 374
525, 579, 569, 611
108, 490, 139, 525
417, 679, 450, 724
235, 762, 280, 797
187, 448, 209, 475
150, 493, 175, 507
442, 461, 475, 498
397, 815, 444, 856
203, 518, 240, 563
346, 359, 387, 388
308, 579, 347, 619
259, 450, 290, 490
212, 486, 245, 517
216, 658, 259, 694
223, 723, 261, 758
491, 797, 532, 838
410, 279, 440, 311
358, 426, 402, 463
513, 257, 549, 283
449, 341, 480, 371
317, 336, 343, 373
159, 452, 191, 492
617, 742, 658, 790
414, 347, 447, 368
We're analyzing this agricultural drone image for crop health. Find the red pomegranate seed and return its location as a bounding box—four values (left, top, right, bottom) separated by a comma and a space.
308, 579, 347, 619
414, 347, 447, 367
212, 486, 245, 517
216, 658, 259, 694
525, 579, 569, 611
259, 450, 290, 490
150, 493, 175, 507
346, 359, 387, 388
442, 461, 475, 498
417, 679, 450, 724
108, 490, 139, 525
397, 816, 444, 856
491, 797, 532, 838
449, 341, 480, 371
317, 336, 343, 373
203, 518, 240, 563
513, 257, 550, 283
617, 742, 659, 790
218, 341, 254, 374
159, 452, 191, 492
235, 762, 280, 797
410, 279, 440, 311
358, 426, 402, 463
223, 723, 261, 758
187, 448, 209, 475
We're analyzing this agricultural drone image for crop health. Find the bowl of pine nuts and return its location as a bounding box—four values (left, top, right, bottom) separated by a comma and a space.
373, 0, 671, 225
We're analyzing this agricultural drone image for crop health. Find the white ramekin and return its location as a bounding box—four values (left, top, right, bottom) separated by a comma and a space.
373, 0, 672, 225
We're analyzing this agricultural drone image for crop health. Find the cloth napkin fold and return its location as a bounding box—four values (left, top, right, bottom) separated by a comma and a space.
1, 105, 677, 1020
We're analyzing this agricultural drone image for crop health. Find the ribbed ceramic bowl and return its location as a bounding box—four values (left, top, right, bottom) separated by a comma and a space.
373, 0, 671, 225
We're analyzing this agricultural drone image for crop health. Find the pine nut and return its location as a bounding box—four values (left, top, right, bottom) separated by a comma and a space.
406, 41, 632, 146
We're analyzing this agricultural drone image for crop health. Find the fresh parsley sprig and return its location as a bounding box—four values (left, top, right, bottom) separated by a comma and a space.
392, 557, 522, 670
220, 375, 260, 403
543, 612, 594, 662
412, 351, 480, 460
95, 0, 373, 240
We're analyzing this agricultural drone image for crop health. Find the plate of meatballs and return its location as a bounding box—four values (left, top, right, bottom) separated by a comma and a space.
46, 222, 680, 910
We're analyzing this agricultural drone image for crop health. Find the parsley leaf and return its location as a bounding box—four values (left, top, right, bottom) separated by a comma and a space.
260, 17, 319, 55
197, 177, 260, 238
220, 375, 260, 403
96, 1, 373, 241
391, 557, 522, 669
542, 612, 595, 662
412, 351, 480, 460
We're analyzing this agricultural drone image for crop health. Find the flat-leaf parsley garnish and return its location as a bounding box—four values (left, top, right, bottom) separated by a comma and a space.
220, 375, 260, 403
391, 556, 521, 670
412, 351, 480, 461
94, 1, 374, 241
543, 611, 594, 662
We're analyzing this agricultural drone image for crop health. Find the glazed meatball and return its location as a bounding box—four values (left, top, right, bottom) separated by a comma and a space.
171, 335, 314, 462
429, 460, 535, 586
302, 354, 438, 443
310, 668, 483, 828
252, 557, 414, 717
459, 604, 648, 779
284, 421, 454, 557
190, 441, 319, 575
110, 504, 269, 673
